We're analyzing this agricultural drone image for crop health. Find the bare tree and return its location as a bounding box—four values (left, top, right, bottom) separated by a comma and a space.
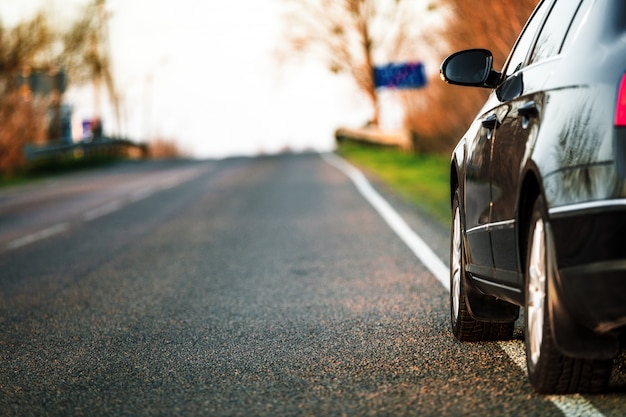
279, 0, 537, 153
0, 13, 54, 92
61, 0, 119, 136
0, 13, 55, 175
279, 0, 439, 127
0, 1, 122, 175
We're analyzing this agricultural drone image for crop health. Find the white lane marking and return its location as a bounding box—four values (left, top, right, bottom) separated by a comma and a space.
6, 222, 69, 250
498, 340, 528, 371
321, 152, 606, 417
129, 186, 156, 202
3, 165, 210, 252
83, 200, 124, 221
321, 153, 450, 290
549, 395, 607, 417
500, 341, 606, 417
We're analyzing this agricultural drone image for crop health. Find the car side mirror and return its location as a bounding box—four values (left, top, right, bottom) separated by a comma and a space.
440, 49, 499, 88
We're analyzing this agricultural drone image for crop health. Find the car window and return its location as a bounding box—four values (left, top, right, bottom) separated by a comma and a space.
529, 0, 583, 64
504, 0, 551, 77
615, 2, 626, 31
560, 0, 592, 52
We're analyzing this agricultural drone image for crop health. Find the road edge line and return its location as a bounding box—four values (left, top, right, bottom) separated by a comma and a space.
320, 152, 606, 417
320, 152, 449, 290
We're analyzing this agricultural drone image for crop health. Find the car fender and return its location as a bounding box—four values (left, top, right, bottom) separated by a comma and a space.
544, 221, 620, 359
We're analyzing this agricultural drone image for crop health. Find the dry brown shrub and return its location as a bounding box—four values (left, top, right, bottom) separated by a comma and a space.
148, 138, 184, 159
0, 93, 49, 176
403, 0, 538, 153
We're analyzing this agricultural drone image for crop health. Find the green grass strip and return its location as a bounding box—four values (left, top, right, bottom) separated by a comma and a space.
336, 141, 451, 225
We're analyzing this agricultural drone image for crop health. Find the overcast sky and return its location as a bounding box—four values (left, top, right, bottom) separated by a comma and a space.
0, 0, 371, 158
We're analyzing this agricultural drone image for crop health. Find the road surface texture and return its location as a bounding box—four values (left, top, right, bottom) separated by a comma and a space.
0, 154, 624, 416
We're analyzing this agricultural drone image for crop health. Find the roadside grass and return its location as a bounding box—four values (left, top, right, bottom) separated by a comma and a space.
336, 141, 451, 226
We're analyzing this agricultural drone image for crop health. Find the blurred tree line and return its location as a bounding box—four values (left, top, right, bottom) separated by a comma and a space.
280, 0, 537, 153
0, 0, 117, 176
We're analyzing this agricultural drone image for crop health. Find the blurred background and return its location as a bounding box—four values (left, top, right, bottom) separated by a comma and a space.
0, 0, 536, 175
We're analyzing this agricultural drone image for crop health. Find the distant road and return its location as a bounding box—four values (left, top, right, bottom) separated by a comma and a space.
0, 160, 212, 252
0, 154, 623, 416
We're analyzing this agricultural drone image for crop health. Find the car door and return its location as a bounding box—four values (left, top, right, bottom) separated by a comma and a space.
489, 0, 584, 288
463, 111, 496, 278
463, 1, 551, 284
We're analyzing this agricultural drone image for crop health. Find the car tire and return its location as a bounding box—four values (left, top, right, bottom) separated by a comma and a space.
524, 196, 612, 394
450, 190, 514, 342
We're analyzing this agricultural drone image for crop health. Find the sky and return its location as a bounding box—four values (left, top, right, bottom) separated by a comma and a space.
1, 0, 373, 158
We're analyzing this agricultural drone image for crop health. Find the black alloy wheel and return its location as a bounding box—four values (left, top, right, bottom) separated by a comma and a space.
524, 196, 612, 394
450, 190, 514, 341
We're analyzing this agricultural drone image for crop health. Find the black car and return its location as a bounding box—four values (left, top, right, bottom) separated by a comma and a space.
440, 0, 626, 394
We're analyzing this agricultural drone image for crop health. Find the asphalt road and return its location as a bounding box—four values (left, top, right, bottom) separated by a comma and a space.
0, 154, 624, 416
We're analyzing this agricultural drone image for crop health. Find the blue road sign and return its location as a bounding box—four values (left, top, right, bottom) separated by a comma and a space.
374, 62, 426, 89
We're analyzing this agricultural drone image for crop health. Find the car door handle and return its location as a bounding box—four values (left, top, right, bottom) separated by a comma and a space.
482, 114, 501, 130
518, 100, 538, 118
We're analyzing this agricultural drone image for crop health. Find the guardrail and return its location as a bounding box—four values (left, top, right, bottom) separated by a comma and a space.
24, 138, 148, 163
335, 127, 413, 151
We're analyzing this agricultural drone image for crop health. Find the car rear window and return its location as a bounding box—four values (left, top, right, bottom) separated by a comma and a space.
504, 1, 551, 76
529, 0, 583, 64
613, 2, 626, 32
563, 0, 626, 53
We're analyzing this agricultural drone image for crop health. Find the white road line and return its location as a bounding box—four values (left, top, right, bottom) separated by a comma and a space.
498, 340, 528, 371
6, 222, 69, 251
3, 165, 211, 252
129, 186, 156, 202
83, 200, 124, 221
549, 395, 607, 417
321, 152, 606, 417
321, 153, 450, 290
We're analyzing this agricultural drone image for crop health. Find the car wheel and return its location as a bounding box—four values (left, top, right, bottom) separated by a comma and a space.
524, 196, 612, 394
450, 190, 514, 341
